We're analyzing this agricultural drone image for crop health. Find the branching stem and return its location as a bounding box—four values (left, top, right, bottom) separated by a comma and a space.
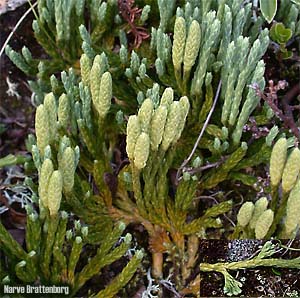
176, 80, 222, 182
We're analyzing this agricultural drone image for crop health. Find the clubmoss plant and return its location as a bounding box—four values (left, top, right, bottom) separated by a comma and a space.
232, 138, 300, 239
1, 0, 300, 296
0, 206, 142, 297
200, 241, 300, 296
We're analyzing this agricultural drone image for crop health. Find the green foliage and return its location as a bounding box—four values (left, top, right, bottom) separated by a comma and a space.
0, 210, 142, 297
2, 0, 300, 296
232, 139, 300, 240
270, 22, 293, 58
259, 0, 277, 23
201, 241, 300, 296
270, 22, 293, 42
0, 154, 31, 168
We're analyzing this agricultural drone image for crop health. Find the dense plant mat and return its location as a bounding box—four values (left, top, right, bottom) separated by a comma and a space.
1, 0, 300, 297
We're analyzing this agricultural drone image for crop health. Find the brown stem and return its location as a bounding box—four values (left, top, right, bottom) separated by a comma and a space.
152, 252, 163, 278
281, 82, 300, 141
254, 82, 300, 141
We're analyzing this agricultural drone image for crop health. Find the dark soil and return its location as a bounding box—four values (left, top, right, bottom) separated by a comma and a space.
0, 3, 41, 255
0, 2, 41, 158
200, 240, 300, 297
